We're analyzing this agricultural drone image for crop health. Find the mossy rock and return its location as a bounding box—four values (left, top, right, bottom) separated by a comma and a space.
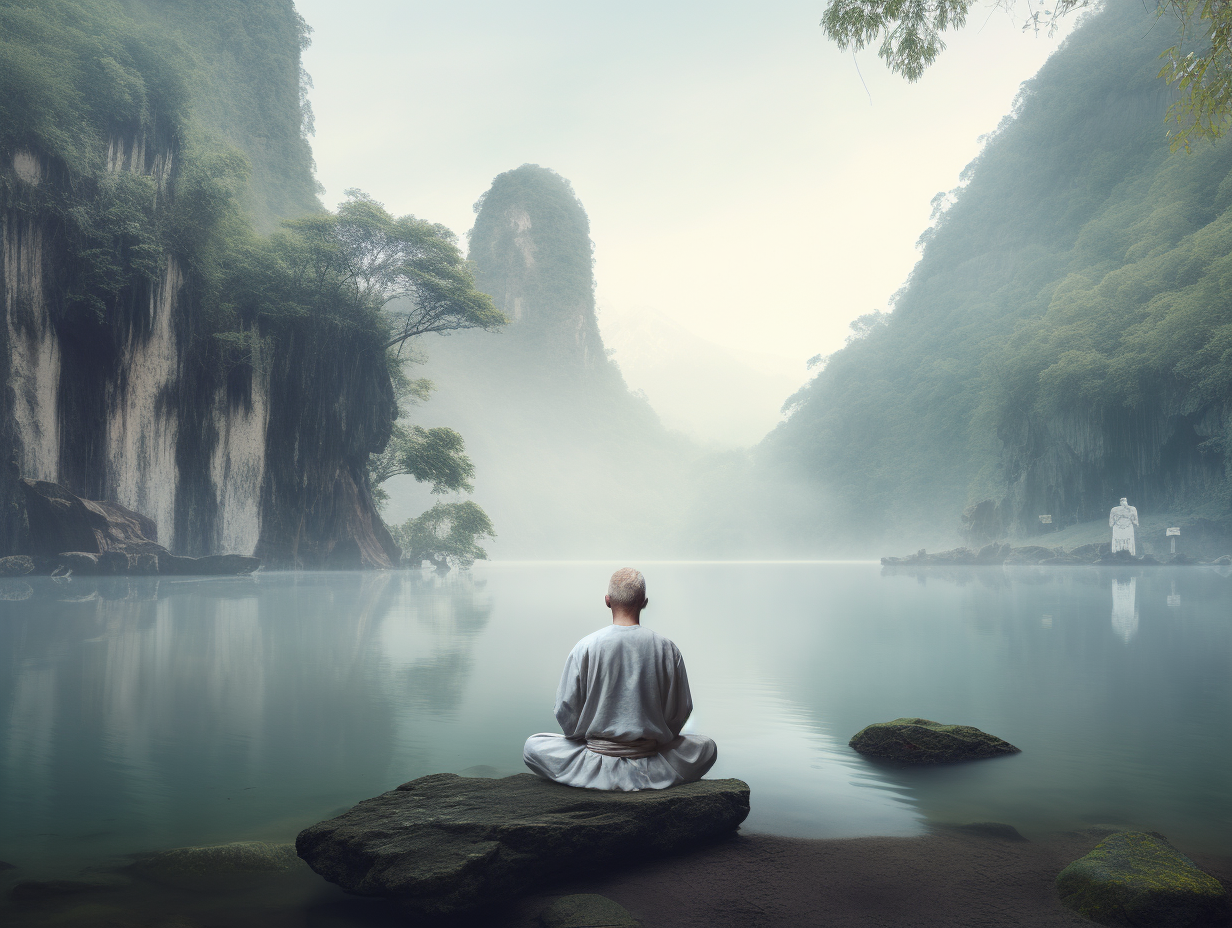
849, 718, 1020, 763
541, 894, 640, 928
1057, 832, 1227, 928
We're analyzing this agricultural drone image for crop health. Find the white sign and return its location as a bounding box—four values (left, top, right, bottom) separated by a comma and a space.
1166, 527, 1180, 536
1039, 515, 1052, 524
1167, 595, 1181, 607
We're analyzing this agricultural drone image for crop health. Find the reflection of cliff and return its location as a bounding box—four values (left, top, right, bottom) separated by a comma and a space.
394, 165, 695, 557
0, 572, 491, 861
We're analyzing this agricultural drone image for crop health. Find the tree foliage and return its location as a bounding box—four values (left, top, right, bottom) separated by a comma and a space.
820, 0, 1232, 149
390, 500, 495, 570
772, 3, 1232, 535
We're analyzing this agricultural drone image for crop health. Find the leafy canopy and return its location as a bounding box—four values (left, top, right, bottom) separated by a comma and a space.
820, 0, 1232, 150
390, 500, 496, 570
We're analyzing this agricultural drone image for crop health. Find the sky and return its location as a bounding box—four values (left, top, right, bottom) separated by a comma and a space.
295, 0, 1078, 446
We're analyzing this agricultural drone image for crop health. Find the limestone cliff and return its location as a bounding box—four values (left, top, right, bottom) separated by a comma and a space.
0, 0, 397, 567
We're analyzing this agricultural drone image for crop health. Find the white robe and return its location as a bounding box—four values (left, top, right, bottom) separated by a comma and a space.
1110, 504, 1139, 555
523, 624, 717, 791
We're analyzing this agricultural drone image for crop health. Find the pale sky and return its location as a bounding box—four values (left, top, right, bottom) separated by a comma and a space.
295, 1, 1077, 446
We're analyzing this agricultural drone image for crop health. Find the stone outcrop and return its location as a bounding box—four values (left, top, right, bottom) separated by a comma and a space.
16, 479, 258, 575
1056, 831, 1227, 927
849, 718, 1020, 764
296, 772, 750, 916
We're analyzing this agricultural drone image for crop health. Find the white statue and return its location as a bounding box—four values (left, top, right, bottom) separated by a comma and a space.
1109, 497, 1139, 555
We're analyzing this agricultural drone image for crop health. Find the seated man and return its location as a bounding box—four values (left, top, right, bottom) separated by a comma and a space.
523, 568, 717, 791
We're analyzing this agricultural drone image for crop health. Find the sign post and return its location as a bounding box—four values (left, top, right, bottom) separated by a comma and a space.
1167, 526, 1180, 555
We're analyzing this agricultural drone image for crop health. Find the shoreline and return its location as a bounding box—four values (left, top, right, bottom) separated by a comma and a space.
505, 827, 1232, 928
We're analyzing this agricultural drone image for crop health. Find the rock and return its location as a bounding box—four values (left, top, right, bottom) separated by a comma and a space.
1167, 553, 1199, 566
974, 542, 1011, 564
935, 821, 1027, 841
21, 479, 165, 558
132, 842, 301, 891
1039, 554, 1089, 566
1070, 543, 1106, 561
55, 552, 101, 575
0, 555, 34, 576
541, 894, 640, 928
849, 718, 1020, 764
10, 874, 131, 901
1003, 545, 1057, 565
0, 859, 16, 870
1056, 831, 1227, 928
1212, 555, 1232, 566
158, 554, 260, 576
296, 772, 750, 916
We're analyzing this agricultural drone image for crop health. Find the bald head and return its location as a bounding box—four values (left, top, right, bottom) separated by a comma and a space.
606, 568, 647, 613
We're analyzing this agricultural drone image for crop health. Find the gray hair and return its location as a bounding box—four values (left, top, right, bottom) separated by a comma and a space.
607, 568, 646, 608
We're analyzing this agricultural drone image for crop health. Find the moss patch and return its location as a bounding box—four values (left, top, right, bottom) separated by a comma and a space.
1056, 831, 1227, 927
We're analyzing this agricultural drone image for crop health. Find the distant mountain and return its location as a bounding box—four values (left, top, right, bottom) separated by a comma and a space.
388, 165, 696, 557
763, 2, 1232, 546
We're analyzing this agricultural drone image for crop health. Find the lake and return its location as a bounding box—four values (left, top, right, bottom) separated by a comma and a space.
2, 562, 1230, 893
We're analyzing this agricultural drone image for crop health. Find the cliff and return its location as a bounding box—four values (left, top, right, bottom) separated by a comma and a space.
0, 0, 398, 567
389, 165, 694, 557
764, 3, 1232, 546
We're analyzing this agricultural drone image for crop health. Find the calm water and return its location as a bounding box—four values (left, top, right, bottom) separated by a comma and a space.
1, 562, 1230, 884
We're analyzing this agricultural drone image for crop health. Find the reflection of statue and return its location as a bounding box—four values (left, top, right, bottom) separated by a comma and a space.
1111, 577, 1138, 642
1109, 497, 1139, 555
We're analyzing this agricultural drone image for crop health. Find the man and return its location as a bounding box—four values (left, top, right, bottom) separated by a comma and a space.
523, 568, 717, 791
1109, 497, 1139, 555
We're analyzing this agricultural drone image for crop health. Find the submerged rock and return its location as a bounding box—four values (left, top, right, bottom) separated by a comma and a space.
541, 894, 640, 928
132, 841, 301, 890
1056, 831, 1227, 927
9, 874, 131, 902
296, 772, 750, 916
849, 718, 1020, 764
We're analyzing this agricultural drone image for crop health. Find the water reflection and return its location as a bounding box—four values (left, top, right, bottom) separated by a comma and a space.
0, 571, 491, 875
2, 561, 1231, 885
1111, 577, 1138, 642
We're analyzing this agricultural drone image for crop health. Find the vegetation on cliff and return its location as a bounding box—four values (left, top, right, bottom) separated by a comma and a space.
0, 0, 500, 563
769, 2, 1232, 542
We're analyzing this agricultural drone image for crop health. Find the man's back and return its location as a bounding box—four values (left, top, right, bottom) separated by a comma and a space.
555, 625, 692, 745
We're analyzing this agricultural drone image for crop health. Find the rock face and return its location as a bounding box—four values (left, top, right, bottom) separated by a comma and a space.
1056, 831, 1227, 928
296, 772, 750, 916
849, 718, 1020, 764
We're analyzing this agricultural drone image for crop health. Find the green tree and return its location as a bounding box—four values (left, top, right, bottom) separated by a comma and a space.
390, 500, 495, 570
820, 0, 1232, 150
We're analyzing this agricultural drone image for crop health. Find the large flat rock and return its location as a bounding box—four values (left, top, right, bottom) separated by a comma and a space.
296, 772, 750, 916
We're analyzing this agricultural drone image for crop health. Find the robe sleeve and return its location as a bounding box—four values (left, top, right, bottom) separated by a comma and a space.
553, 645, 588, 738
1130, 507, 1139, 526
1109, 509, 1115, 527
662, 646, 694, 737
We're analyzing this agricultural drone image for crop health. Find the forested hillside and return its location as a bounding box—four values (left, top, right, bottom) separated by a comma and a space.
765, 2, 1232, 546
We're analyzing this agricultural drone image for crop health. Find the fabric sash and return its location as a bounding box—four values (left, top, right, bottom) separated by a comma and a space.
585, 737, 660, 759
